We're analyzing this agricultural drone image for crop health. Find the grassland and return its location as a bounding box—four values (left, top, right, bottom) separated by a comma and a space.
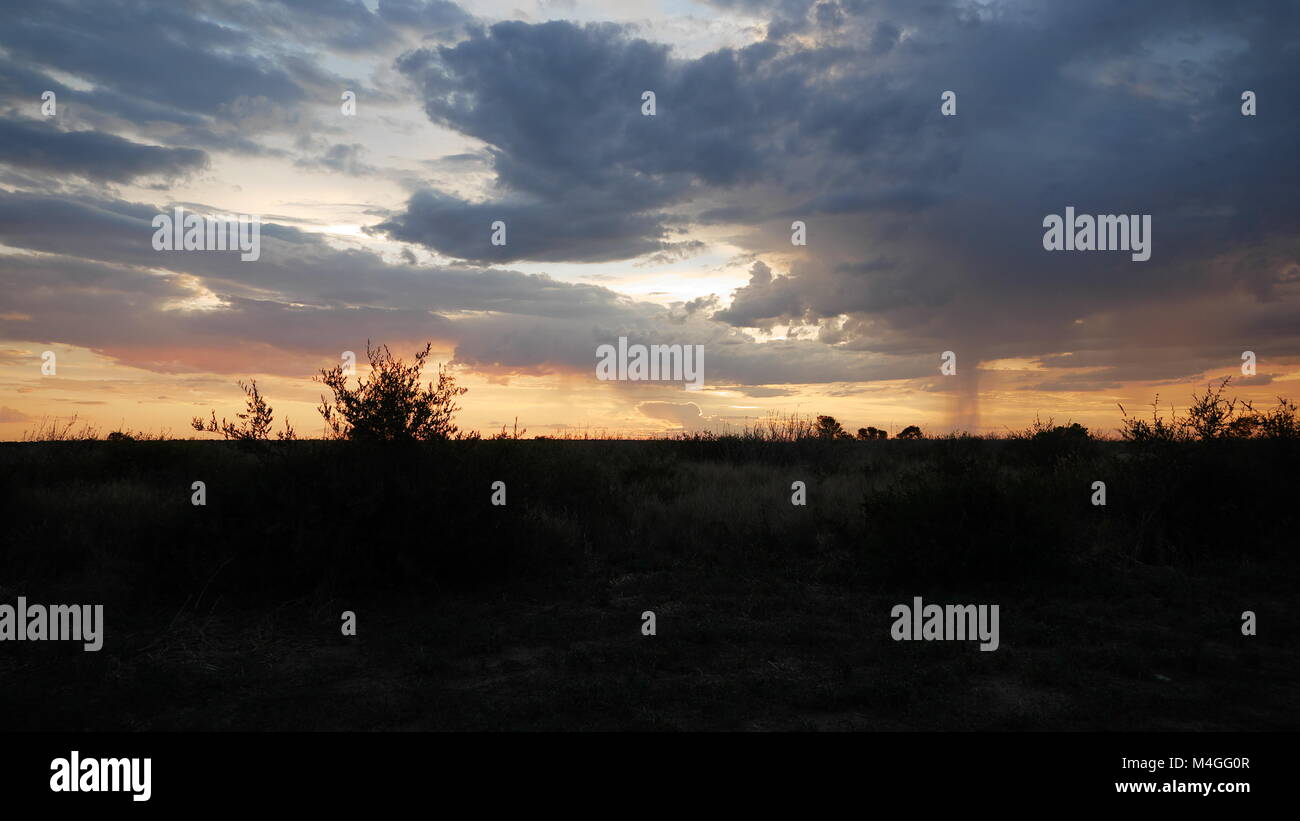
1, 435, 1295, 730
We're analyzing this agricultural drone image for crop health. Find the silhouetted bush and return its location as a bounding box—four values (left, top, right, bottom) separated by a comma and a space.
814, 415, 853, 440
316, 342, 465, 441
1120, 379, 1300, 442
192, 380, 294, 441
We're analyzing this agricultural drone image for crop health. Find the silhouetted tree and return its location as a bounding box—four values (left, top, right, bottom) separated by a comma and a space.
856, 426, 887, 440
896, 425, 924, 440
316, 342, 466, 441
814, 415, 853, 440
192, 380, 294, 440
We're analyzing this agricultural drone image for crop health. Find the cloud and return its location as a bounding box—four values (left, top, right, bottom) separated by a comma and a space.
0, 0, 433, 166
371, 189, 678, 263
0, 119, 208, 183
1234, 373, 1277, 387
637, 400, 710, 430
380, 19, 805, 261
1, 0, 1298, 427
0, 406, 31, 423
295, 142, 380, 176
0, 190, 905, 385
379, 3, 1300, 405
376, 0, 474, 40
0, 0, 309, 114
720, 386, 796, 397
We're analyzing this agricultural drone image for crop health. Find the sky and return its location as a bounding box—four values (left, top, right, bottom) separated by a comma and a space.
0, 0, 1297, 439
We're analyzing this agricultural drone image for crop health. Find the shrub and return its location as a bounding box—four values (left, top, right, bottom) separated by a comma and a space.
316, 342, 466, 441
814, 415, 853, 440
1117, 395, 1187, 442
1185, 377, 1252, 440
1119, 379, 1300, 441
1257, 397, 1300, 439
1009, 417, 1093, 465
192, 380, 294, 440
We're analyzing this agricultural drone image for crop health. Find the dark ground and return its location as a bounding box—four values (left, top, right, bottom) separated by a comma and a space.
1, 436, 1296, 730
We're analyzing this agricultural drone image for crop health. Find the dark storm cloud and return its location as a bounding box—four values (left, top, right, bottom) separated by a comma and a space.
383, 2, 1298, 278
698, 0, 1300, 383
395, 21, 774, 192
0, 119, 208, 183
383, 19, 805, 261
378, 0, 1299, 394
